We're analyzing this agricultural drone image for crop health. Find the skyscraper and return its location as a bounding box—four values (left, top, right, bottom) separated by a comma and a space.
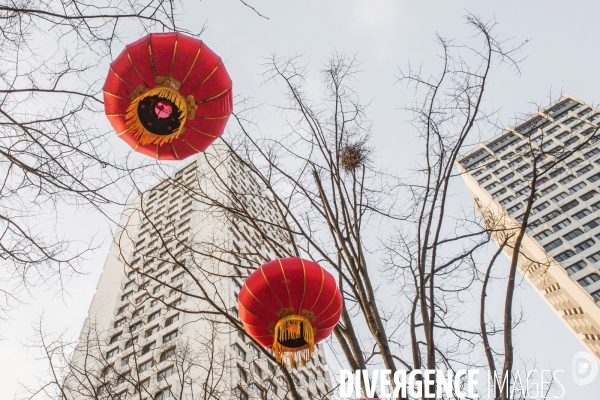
68, 148, 333, 399
457, 94, 600, 361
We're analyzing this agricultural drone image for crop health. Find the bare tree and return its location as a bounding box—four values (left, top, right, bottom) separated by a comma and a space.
22, 10, 596, 400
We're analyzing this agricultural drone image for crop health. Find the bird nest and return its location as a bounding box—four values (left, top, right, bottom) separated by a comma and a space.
340, 143, 368, 172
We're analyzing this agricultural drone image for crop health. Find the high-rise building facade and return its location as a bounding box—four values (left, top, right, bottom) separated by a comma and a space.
68, 148, 333, 399
457, 95, 600, 361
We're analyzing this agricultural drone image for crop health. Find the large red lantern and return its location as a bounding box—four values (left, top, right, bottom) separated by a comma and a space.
238, 257, 342, 368
103, 32, 233, 160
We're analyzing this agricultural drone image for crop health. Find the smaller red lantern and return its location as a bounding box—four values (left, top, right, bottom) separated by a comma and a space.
238, 257, 342, 368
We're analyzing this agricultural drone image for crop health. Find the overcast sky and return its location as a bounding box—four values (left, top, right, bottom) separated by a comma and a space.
2, 1, 600, 398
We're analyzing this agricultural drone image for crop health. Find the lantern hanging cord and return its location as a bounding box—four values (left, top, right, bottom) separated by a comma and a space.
272, 314, 315, 368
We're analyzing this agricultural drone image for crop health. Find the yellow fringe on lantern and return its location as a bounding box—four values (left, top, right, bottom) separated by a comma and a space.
125, 86, 188, 146
272, 314, 315, 368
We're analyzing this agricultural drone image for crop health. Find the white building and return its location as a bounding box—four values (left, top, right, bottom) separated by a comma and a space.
457, 95, 600, 361
68, 148, 333, 399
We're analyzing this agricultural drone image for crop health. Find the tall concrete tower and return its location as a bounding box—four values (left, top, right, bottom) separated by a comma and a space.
68, 148, 333, 399
457, 95, 600, 361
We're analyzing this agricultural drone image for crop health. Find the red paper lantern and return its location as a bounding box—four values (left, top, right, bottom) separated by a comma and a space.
103, 32, 233, 160
238, 257, 342, 367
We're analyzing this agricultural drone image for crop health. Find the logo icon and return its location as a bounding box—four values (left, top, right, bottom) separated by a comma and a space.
572, 351, 598, 385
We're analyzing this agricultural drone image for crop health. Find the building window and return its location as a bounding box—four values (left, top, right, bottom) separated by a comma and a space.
265, 379, 277, 394
565, 137, 579, 146
165, 313, 180, 327
561, 200, 579, 212
107, 347, 120, 359
591, 290, 600, 302
145, 325, 160, 338
500, 172, 515, 183
278, 376, 289, 390
584, 218, 600, 231
569, 181, 587, 194
492, 188, 507, 199
139, 359, 154, 373
584, 148, 600, 159
252, 362, 263, 378
499, 196, 516, 207
573, 209, 592, 220
114, 318, 126, 328
588, 173, 600, 183
121, 355, 130, 366
169, 298, 182, 309
581, 127, 596, 136
592, 201, 600, 211
150, 298, 161, 308
555, 250, 576, 263
485, 182, 500, 191
154, 390, 171, 400
237, 365, 248, 382
171, 273, 184, 283
534, 202, 550, 213
157, 365, 174, 382
129, 321, 143, 333
121, 292, 133, 302
542, 210, 561, 222
249, 383, 265, 400
160, 347, 176, 362
136, 294, 149, 305
563, 229, 584, 241
516, 187, 531, 197
132, 307, 144, 318
248, 343, 260, 358
549, 167, 565, 178
153, 284, 164, 294
549, 193, 568, 204
163, 330, 179, 343
575, 238, 596, 252
559, 175, 576, 185
507, 179, 523, 190
142, 341, 156, 355
110, 332, 123, 344
534, 230, 552, 241
578, 273, 600, 287
539, 184, 557, 196
552, 219, 571, 232
535, 176, 549, 187
300, 371, 309, 382
116, 370, 131, 386
493, 166, 508, 175
580, 190, 598, 201
233, 387, 249, 400
232, 343, 247, 361
566, 260, 586, 275
125, 336, 138, 349
543, 239, 563, 252
507, 203, 523, 214
568, 158, 584, 168
577, 165, 593, 176
587, 252, 600, 263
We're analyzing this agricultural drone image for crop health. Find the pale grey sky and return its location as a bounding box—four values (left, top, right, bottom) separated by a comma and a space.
2, 1, 600, 398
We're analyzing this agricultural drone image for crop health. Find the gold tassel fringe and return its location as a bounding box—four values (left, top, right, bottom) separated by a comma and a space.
125, 86, 188, 146
272, 314, 315, 368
